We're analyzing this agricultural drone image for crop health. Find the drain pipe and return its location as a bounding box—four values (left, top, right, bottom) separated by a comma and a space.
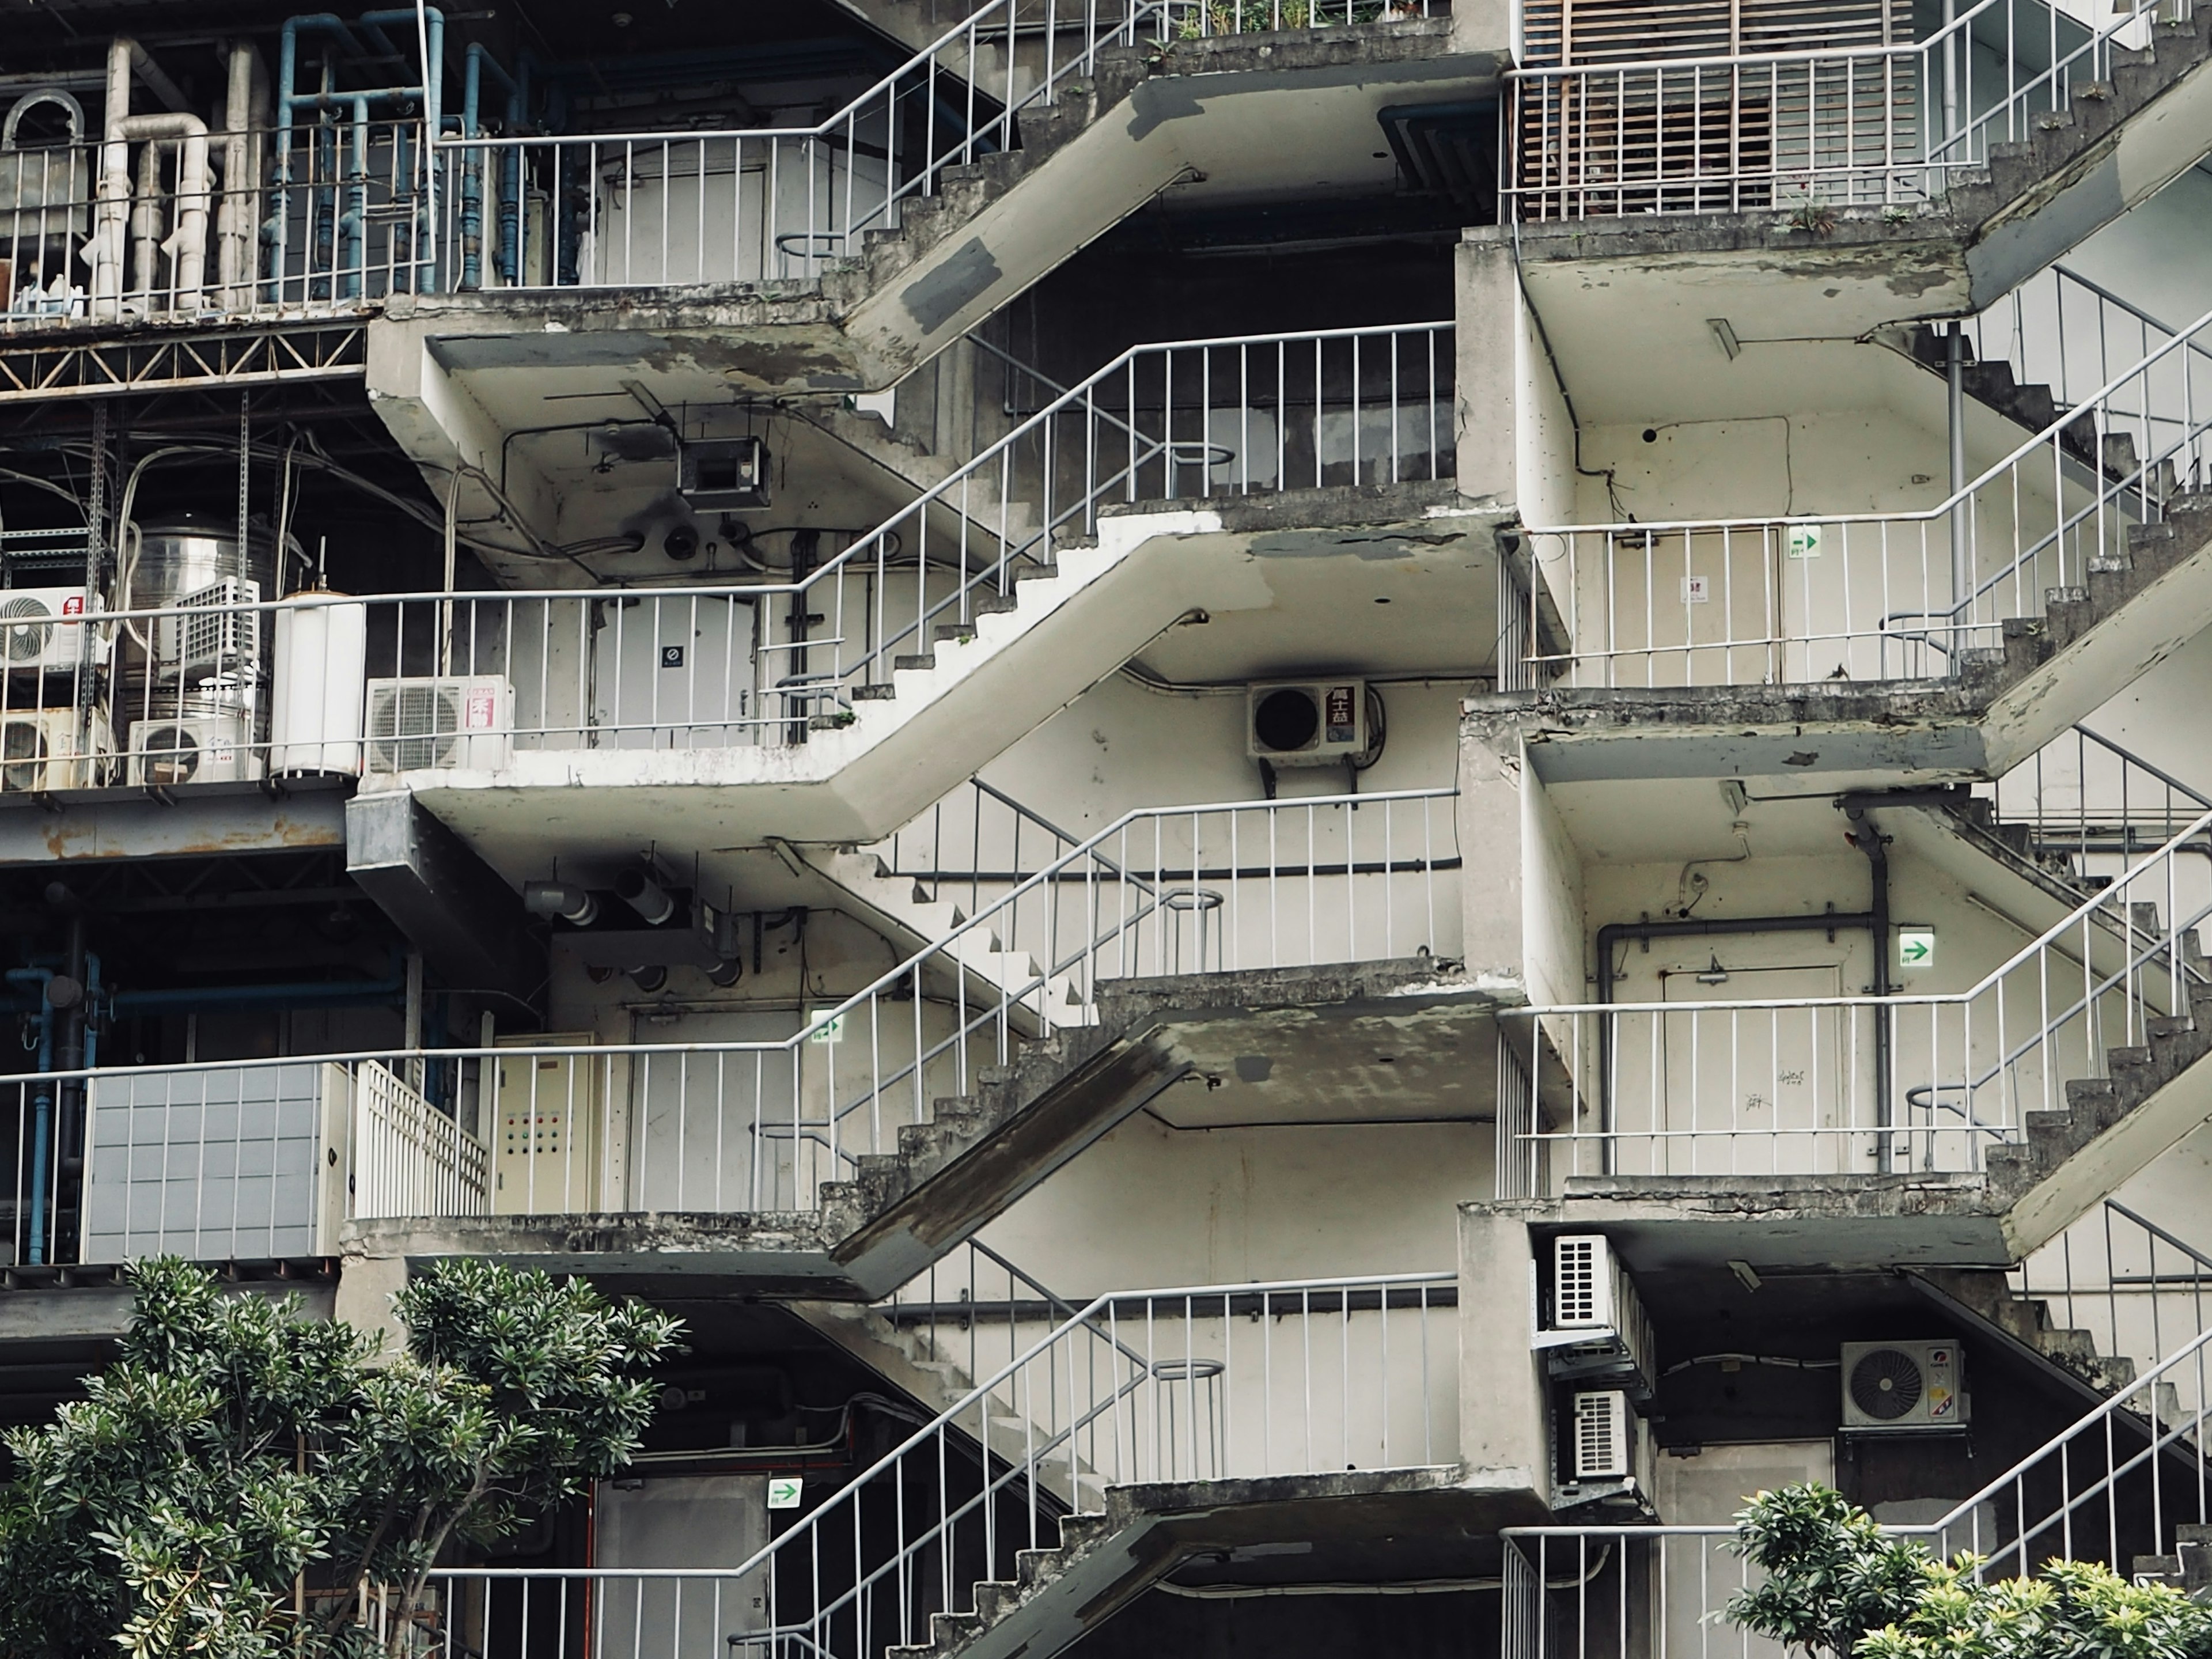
1842, 802, 1895, 1170
1946, 323, 1969, 642
1593, 908, 1877, 1169
6, 969, 55, 1265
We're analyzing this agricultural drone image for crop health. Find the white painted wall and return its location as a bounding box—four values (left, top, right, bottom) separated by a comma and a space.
982, 1113, 1487, 1296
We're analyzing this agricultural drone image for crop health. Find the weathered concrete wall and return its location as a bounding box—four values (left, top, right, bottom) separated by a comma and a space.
1457, 722, 1581, 1004
1457, 1206, 1549, 1496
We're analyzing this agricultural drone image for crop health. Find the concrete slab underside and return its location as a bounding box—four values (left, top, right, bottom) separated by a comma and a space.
919, 1468, 1544, 1659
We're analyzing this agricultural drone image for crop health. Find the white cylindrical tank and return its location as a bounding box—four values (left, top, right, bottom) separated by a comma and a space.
270, 594, 368, 775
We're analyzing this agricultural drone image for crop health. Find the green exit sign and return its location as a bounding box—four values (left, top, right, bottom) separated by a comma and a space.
768, 1477, 804, 1510
1897, 927, 1936, 970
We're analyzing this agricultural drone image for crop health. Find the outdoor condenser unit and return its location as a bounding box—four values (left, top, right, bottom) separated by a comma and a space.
1532, 1234, 1658, 1397
1839, 1340, 1967, 1433
365, 677, 514, 774
1247, 679, 1368, 766
1556, 1388, 1657, 1513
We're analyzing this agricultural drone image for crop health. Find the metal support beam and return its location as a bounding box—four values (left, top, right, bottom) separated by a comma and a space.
344, 791, 545, 1016
0, 783, 349, 866
0, 321, 368, 404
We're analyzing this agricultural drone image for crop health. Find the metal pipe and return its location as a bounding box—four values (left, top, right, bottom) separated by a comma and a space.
6, 968, 54, 1266
218, 42, 260, 306
120, 112, 212, 308
1843, 803, 1894, 1168
460, 42, 516, 289
92, 39, 134, 319
1948, 321, 1969, 630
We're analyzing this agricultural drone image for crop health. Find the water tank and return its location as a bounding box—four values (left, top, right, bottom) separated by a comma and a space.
270, 593, 368, 776
115, 516, 304, 699
121, 514, 292, 611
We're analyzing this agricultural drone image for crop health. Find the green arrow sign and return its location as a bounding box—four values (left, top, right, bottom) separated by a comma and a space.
1897, 927, 1935, 969
768, 1477, 804, 1510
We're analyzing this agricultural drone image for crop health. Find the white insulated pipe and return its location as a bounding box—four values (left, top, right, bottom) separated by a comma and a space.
120, 114, 211, 310
217, 42, 257, 305
90, 37, 133, 317
89, 38, 211, 316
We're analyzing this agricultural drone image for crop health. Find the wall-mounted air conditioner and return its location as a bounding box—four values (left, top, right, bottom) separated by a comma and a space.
0, 706, 112, 791
365, 677, 514, 774
127, 710, 258, 786
1556, 1388, 1657, 1512
1840, 1340, 1967, 1433
0, 586, 108, 675
1248, 679, 1368, 766
1533, 1233, 1658, 1397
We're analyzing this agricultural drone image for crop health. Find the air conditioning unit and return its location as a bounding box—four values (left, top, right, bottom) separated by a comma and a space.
365, 677, 514, 774
1840, 1340, 1967, 1433
1533, 1234, 1658, 1397
0, 586, 108, 675
1248, 679, 1368, 766
155, 578, 260, 673
127, 709, 258, 786
1556, 1388, 1657, 1512
0, 706, 112, 791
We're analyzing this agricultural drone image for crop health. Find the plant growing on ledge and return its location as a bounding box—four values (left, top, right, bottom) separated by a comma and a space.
1726, 1483, 2212, 1659
0, 1255, 681, 1659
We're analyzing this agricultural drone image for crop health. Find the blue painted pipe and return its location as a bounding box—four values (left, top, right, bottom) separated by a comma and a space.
272, 9, 444, 294
6, 968, 54, 1266
460, 41, 517, 289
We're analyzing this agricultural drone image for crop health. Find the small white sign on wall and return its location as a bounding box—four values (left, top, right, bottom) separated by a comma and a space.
1897, 927, 1936, 971
1786, 525, 1823, 559
1681, 575, 1711, 605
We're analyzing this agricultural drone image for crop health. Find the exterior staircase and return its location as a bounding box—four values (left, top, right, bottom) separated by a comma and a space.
1482, 488, 2212, 785
392, 18, 1488, 393
1906, 1266, 2143, 1402
816, 958, 1461, 1296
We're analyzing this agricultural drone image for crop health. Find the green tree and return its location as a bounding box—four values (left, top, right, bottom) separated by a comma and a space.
1726, 1483, 2212, 1659
0, 1255, 681, 1659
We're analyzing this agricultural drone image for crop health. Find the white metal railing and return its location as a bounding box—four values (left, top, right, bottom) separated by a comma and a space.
1505, 0, 2168, 219
17, 789, 1456, 1253
1502, 1320, 2212, 1658
1516, 301, 2210, 688
1984, 722, 2212, 887
2, 118, 431, 327
1497, 800, 2211, 1190
353, 1271, 1457, 1657
1964, 266, 2212, 458
874, 775, 1099, 914
427, 1, 1437, 291
0, 323, 1449, 792
351, 1059, 488, 1221
2016, 1198, 2212, 1419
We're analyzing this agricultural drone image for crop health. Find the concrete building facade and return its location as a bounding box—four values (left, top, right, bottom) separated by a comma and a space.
0, 0, 2209, 1649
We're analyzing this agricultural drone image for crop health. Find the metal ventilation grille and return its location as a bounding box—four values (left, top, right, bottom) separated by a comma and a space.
174, 578, 258, 670
1849, 1348, 1924, 1421
1, 717, 46, 789
137, 725, 202, 787
1554, 1236, 1601, 1326
1, 595, 53, 662
1572, 1391, 1628, 1480
369, 684, 462, 772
